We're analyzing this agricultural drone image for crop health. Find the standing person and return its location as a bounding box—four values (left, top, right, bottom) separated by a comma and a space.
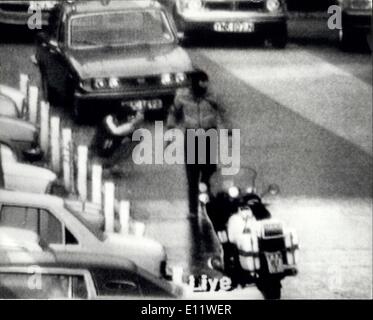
167, 71, 232, 217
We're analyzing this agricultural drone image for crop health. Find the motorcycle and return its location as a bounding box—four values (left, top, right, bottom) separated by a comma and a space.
198, 167, 299, 299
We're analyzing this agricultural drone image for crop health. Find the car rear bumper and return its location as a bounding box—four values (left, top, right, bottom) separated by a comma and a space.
177, 10, 287, 33
343, 10, 372, 32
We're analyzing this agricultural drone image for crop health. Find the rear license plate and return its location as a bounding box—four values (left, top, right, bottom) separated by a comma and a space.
126, 99, 163, 111
213, 21, 255, 33
265, 252, 284, 274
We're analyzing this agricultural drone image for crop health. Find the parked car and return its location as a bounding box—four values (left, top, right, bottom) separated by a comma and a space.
159, 0, 288, 47
0, 116, 43, 162
337, 0, 372, 49
0, 142, 58, 194
0, 227, 46, 251
35, 0, 198, 123
0, 237, 183, 299
0, 0, 57, 26
0, 85, 25, 117
0, 190, 168, 277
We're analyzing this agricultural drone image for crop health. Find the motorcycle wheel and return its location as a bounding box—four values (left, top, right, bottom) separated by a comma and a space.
258, 279, 282, 300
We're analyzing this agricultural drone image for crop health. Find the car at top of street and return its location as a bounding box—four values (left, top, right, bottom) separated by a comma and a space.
0, 0, 58, 26
36, 0, 198, 123
0, 142, 58, 194
0, 190, 168, 278
159, 0, 288, 47
337, 0, 372, 50
0, 235, 183, 299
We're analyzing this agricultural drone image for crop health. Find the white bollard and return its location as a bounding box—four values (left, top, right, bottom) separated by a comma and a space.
104, 182, 115, 233
39, 101, 49, 153
50, 117, 60, 173
19, 74, 29, 97
91, 164, 103, 206
77, 145, 88, 202
171, 266, 184, 285
62, 129, 72, 191
119, 201, 130, 235
28, 86, 38, 124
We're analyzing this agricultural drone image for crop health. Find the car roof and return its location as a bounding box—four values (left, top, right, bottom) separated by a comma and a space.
0, 249, 138, 272
63, 0, 162, 15
0, 189, 64, 208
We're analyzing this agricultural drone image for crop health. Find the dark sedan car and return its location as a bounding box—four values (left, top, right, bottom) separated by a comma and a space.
36, 0, 197, 123
159, 0, 288, 47
0, 0, 57, 25
0, 246, 183, 299
0, 116, 43, 162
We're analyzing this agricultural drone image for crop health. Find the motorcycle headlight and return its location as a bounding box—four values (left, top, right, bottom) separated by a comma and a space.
93, 78, 107, 89
228, 186, 240, 198
108, 77, 120, 89
161, 73, 173, 86
179, 0, 203, 11
266, 0, 281, 12
175, 72, 187, 84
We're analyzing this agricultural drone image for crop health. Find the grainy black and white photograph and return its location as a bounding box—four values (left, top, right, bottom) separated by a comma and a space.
0, 0, 371, 305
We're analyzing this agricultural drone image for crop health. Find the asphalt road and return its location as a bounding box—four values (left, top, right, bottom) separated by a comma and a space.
0, 17, 371, 299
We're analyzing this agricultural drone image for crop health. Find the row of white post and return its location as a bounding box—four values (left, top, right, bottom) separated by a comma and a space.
20, 74, 132, 236
21, 74, 182, 283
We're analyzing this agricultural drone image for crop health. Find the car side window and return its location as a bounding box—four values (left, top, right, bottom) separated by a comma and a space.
92, 269, 141, 297
0, 272, 88, 299
0, 96, 19, 118
0, 144, 17, 163
0, 206, 63, 245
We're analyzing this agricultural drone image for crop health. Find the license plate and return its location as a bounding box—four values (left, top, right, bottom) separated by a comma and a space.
127, 99, 163, 111
265, 252, 284, 274
213, 21, 255, 33
29, 1, 57, 11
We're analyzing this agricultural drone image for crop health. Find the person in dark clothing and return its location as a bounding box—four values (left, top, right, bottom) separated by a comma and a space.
167, 71, 232, 217
91, 104, 144, 172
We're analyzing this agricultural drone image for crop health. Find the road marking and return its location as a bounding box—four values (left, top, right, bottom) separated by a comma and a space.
198, 49, 372, 155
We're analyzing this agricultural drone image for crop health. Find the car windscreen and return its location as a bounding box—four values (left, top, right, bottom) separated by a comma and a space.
0, 95, 19, 118
64, 200, 106, 242
69, 10, 174, 48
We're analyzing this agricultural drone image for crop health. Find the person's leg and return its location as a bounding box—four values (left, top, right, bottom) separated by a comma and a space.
185, 163, 201, 216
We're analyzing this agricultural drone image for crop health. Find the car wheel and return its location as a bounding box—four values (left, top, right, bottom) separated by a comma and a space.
271, 26, 288, 49
339, 28, 353, 51
258, 279, 282, 300
40, 70, 52, 103
72, 101, 86, 124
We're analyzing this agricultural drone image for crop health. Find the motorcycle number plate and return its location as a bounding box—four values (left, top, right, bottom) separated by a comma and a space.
265, 252, 284, 274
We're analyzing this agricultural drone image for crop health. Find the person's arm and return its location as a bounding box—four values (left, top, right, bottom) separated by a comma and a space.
208, 95, 233, 134
105, 115, 134, 136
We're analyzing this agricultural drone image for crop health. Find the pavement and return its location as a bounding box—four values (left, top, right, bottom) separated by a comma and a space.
0, 17, 371, 299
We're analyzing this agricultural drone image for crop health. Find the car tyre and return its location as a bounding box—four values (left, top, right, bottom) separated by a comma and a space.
271, 26, 288, 49
40, 69, 54, 104
258, 279, 282, 300
72, 100, 86, 124
339, 28, 353, 51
